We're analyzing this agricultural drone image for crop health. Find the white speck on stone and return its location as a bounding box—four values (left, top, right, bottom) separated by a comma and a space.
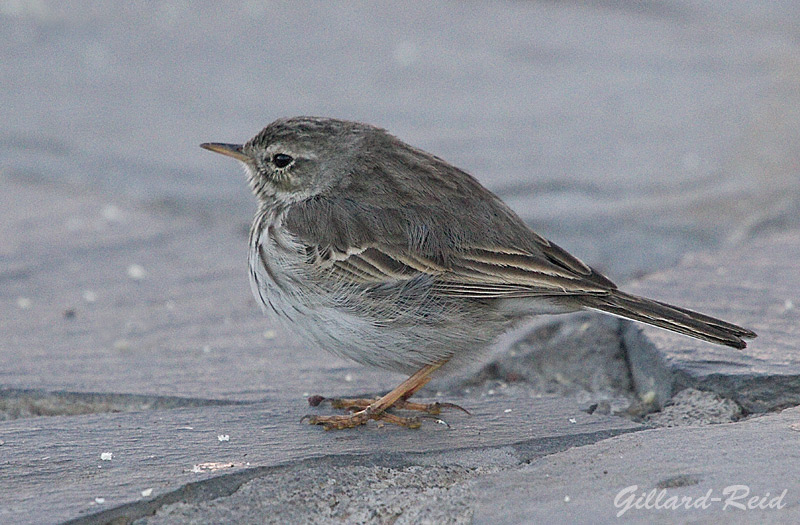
102, 204, 123, 222
302, 392, 309, 397
262, 329, 276, 339
202, 345, 211, 354
82, 290, 97, 303
100, 452, 113, 461
16, 297, 32, 309
569, 418, 577, 424
487, 389, 496, 395
217, 434, 230, 442
564, 495, 571, 503
785, 299, 794, 311
95, 497, 105, 504
344, 374, 353, 382
127, 264, 146, 280
141, 488, 153, 497
640, 390, 657, 405
504, 408, 512, 413
191, 464, 202, 473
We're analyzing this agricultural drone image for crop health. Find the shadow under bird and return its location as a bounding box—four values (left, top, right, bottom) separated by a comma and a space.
201, 117, 756, 430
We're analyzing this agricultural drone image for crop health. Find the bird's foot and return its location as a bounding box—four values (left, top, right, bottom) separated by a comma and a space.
302, 405, 421, 430
305, 394, 469, 430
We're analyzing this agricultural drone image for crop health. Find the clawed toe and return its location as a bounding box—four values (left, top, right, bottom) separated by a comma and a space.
305, 394, 468, 430
303, 361, 464, 431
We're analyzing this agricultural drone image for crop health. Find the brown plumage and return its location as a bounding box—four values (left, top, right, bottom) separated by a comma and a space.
202, 117, 756, 429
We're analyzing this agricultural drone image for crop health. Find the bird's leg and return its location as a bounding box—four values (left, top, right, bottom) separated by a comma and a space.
391, 367, 470, 415
305, 360, 449, 430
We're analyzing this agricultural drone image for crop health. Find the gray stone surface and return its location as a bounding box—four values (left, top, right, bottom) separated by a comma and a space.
472, 405, 800, 524
3, 1, 800, 279
624, 231, 800, 413
1, 395, 640, 524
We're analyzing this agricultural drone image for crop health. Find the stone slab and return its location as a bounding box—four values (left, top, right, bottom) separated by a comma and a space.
472, 405, 800, 524
0, 395, 641, 525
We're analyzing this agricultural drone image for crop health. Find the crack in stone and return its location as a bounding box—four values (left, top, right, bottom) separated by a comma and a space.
0, 389, 244, 420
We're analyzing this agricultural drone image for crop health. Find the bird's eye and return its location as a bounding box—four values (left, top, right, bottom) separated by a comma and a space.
272, 153, 294, 168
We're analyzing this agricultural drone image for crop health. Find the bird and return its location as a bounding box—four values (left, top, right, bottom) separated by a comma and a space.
201, 116, 756, 430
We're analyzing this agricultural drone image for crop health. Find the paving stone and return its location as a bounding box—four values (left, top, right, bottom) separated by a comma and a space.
472, 406, 800, 524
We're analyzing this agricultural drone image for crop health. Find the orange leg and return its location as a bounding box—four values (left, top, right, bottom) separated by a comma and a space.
305, 360, 461, 430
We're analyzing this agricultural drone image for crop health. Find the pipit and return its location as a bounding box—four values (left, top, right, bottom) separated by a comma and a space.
201, 117, 756, 430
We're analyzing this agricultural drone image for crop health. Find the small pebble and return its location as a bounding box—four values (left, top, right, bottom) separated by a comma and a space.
640, 390, 657, 405
101, 204, 123, 222
217, 434, 230, 442
127, 264, 146, 280
141, 488, 153, 497
100, 452, 113, 461
16, 297, 32, 309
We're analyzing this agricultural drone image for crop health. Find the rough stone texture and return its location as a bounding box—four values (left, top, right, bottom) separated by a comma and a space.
624, 231, 800, 413
137, 464, 481, 525
645, 388, 742, 427
456, 314, 637, 415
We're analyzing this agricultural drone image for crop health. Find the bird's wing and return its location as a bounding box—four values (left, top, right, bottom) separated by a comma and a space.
289, 204, 615, 299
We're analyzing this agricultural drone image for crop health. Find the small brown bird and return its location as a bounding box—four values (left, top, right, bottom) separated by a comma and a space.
202, 117, 756, 430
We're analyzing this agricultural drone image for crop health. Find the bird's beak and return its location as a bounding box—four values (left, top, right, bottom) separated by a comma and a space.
200, 142, 250, 162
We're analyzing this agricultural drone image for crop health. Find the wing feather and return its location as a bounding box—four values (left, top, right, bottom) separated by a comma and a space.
306, 242, 612, 299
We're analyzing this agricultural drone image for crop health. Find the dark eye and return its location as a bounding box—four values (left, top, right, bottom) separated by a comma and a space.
272, 153, 294, 168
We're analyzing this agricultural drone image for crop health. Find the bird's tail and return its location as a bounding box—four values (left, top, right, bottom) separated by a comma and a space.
581, 291, 756, 349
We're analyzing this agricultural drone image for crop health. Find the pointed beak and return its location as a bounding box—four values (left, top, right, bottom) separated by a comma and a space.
200, 142, 251, 162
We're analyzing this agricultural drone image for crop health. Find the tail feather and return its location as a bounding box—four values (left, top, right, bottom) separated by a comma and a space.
583, 291, 757, 349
